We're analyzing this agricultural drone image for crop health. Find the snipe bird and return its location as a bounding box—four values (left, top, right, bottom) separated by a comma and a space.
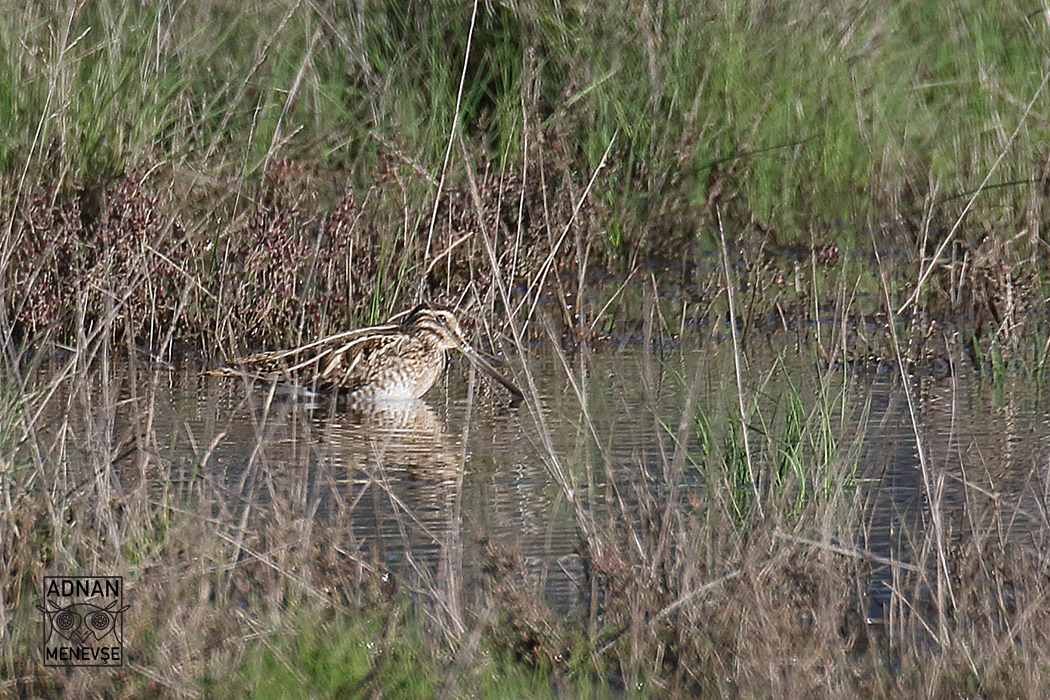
213, 306, 523, 401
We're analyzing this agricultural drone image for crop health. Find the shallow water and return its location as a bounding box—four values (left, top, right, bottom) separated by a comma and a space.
43, 338, 1050, 616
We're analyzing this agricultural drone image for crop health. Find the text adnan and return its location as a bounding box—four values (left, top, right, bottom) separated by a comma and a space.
45, 578, 120, 598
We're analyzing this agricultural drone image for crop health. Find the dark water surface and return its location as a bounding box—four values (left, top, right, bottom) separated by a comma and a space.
53, 341, 1050, 615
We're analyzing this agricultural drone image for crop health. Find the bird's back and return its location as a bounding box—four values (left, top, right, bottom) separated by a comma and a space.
210, 317, 451, 399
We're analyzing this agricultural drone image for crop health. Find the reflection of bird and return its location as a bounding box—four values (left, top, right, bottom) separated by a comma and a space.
211, 305, 522, 401
321, 398, 463, 478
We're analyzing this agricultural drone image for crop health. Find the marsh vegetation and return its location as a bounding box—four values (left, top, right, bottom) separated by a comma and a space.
4, 1, 1050, 697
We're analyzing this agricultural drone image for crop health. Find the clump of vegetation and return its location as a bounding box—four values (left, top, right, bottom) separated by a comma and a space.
2, 0, 1049, 354
5, 1, 1050, 697
6, 314, 1050, 698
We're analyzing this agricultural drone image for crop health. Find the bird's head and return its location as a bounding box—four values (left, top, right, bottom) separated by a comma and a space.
402, 306, 470, 352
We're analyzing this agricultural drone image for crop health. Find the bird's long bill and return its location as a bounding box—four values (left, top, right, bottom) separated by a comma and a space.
461, 345, 524, 402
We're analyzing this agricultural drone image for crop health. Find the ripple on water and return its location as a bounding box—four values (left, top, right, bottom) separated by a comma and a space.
41, 342, 1050, 615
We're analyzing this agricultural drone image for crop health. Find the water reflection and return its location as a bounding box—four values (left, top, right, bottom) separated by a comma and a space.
38, 342, 1050, 616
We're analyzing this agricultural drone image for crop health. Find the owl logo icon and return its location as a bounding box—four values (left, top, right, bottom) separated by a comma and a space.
38, 576, 127, 667
37, 600, 128, 645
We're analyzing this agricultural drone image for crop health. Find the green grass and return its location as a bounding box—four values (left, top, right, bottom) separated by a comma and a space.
1, 0, 1049, 352
4, 1, 1049, 232
215, 604, 614, 699
227, 609, 429, 699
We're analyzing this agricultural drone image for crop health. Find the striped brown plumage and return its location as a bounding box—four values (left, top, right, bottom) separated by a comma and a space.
210, 306, 522, 401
